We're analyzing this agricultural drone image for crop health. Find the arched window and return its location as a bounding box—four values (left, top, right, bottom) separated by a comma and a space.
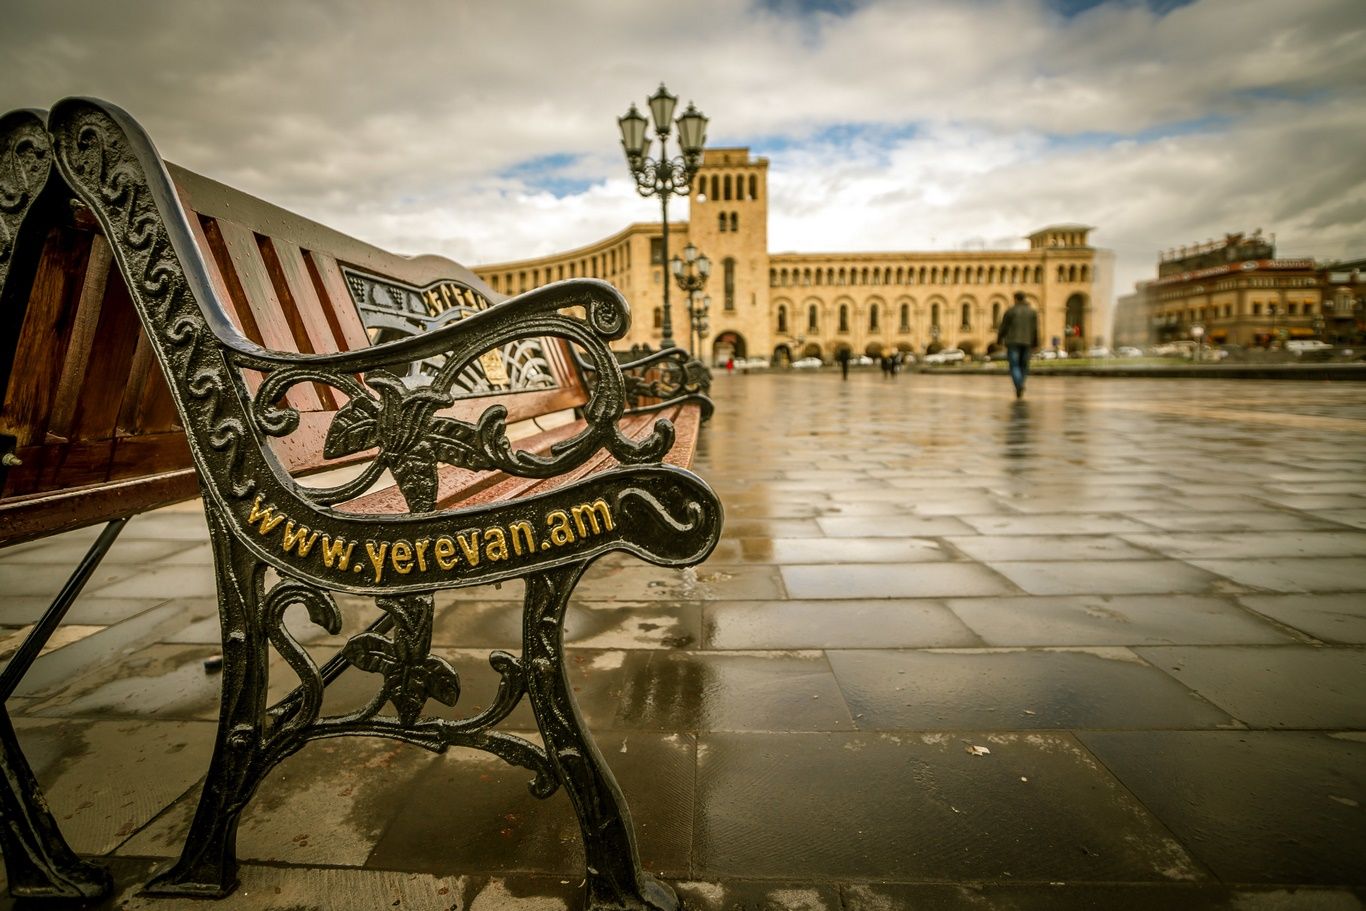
719, 212, 727, 232
953, 266, 961, 284
918, 267, 926, 284
748, 174, 757, 199
1058, 265, 1067, 283
1080, 264, 1090, 282
1069, 264, 1078, 282
723, 174, 732, 200
930, 267, 938, 284
781, 268, 789, 286
730, 212, 738, 232
992, 301, 1002, 328
803, 268, 812, 286
961, 303, 971, 329
724, 257, 736, 311
710, 175, 719, 201
838, 268, 847, 285
808, 304, 818, 332
1034, 265, 1042, 283
899, 303, 910, 330
977, 266, 985, 283
931, 303, 941, 328
869, 304, 879, 331
987, 266, 995, 284
839, 304, 850, 333
777, 305, 788, 333
896, 267, 904, 284
769, 269, 777, 287
653, 307, 662, 329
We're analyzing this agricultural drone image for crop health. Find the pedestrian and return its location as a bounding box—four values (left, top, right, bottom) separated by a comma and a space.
836, 347, 851, 380
726, 356, 734, 375
996, 291, 1039, 399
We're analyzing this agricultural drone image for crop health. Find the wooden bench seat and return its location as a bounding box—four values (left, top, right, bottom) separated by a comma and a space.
0, 98, 719, 911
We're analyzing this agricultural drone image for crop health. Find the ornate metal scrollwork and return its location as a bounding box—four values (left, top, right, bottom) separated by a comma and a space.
0, 110, 52, 287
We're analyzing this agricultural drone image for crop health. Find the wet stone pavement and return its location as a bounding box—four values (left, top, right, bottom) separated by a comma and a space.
2, 372, 1365, 910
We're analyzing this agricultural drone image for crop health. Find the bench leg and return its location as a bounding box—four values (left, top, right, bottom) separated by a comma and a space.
523, 567, 679, 911
0, 519, 129, 899
0, 706, 113, 899
144, 518, 268, 898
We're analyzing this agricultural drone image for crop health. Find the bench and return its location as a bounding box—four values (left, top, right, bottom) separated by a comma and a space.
0, 98, 720, 911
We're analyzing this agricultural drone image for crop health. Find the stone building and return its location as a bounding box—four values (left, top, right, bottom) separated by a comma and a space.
1112, 231, 1363, 348
474, 148, 1109, 363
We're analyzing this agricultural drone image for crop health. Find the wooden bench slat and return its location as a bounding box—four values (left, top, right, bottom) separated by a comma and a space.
46, 235, 113, 441
0, 227, 94, 449
300, 251, 373, 350
69, 269, 144, 443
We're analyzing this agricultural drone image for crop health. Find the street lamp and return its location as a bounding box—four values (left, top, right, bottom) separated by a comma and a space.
670, 242, 711, 355
619, 84, 708, 348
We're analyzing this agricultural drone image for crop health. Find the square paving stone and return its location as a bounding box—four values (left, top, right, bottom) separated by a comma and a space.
946, 595, 1294, 646
119, 736, 441, 867
720, 519, 825, 539
735, 537, 954, 564
1121, 531, 1366, 560
110, 866, 469, 911
367, 731, 694, 877
430, 600, 703, 650
987, 560, 1226, 596
826, 648, 1236, 730
87, 564, 219, 599
1237, 594, 1366, 644
781, 563, 1014, 599
943, 535, 1159, 562
1122, 511, 1343, 533
959, 515, 1157, 536
816, 516, 978, 537
1189, 558, 1366, 593
573, 564, 784, 601
694, 732, 1203, 882
1078, 731, 1366, 884
1136, 646, 1366, 728
599, 650, 856, 733
0, 561, 142, 599
704, 600, 982, 650
15, 717, 216, 854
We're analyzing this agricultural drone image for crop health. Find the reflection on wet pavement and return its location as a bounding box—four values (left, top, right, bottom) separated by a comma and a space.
2, 372, 1365, 906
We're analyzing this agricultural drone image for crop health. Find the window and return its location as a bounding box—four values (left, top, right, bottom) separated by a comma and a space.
724, 257, 736, 311
808, 304, 818, 332
749, 174, 757, 199
900, 303, 910, 331
653, 307, 662, 329
1253, 303, 1262, 316
723, 174, 732, 200
869, 304, 880, 331
719, 212, 727, 233
839, 304, 849, 333
777, 305, 788, 333
992, 302, 1001, 328
961, 303, 971, 330
650, 237, 664, 265
931, 303, 940, 328
730, 212, 738, 232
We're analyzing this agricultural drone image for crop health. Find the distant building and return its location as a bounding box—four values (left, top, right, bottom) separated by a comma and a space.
1114, 231, 1364, 348
473, 148, 1109, 362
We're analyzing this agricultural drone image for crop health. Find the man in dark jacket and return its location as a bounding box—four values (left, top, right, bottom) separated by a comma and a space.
996, 291, 1039, 399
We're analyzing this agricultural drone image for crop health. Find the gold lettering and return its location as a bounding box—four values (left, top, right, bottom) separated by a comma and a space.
484, 527, 509, 562
414, 538, 431, 572
422, 289, 442, 316
456, 530, 481, 566
434, 536, 458, 570
571, 500, 614, 538
247, 496, 285, 535
320, 535, 354, 570
365, 541, 389, 583
509, 521, 535, 556
281, 521, 319, 557
546, 510, 575, 547
390, 540, 414, 574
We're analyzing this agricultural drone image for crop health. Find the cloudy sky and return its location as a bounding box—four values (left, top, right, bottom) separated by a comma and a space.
3, 0, 1363, 300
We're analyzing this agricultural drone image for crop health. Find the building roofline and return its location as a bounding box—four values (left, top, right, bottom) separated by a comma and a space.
475, 221, 689, 271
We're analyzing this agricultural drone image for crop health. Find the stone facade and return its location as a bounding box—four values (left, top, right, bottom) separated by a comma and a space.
1113, 231, 1364, 348
475, 148, 1109, 363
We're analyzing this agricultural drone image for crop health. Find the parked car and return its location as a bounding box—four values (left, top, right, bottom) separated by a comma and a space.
791, 356, 823, 369
1086, 346, 1112, 358
1285, 340, 1332, 353
851, 355, 874, 366
1117, 346, 1143, 357
924, 348, 966, 365
739, 356, 770, 369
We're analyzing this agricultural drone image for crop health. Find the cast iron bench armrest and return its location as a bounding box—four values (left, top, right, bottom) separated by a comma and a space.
572, 344, 715, 420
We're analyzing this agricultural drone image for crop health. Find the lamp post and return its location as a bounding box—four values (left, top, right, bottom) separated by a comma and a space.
670, 242, 711, 355
618, 84, 708, 348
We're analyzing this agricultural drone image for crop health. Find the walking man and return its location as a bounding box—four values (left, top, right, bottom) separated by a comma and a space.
837, 347, 851, 380
997, 291, 1039, 399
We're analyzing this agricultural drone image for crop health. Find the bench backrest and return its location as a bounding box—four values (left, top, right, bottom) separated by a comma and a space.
0, 103, 593, 546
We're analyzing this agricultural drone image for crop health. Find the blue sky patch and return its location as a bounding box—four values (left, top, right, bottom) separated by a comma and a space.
1046, 0, 1196, 16
499, 152, 597, 198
